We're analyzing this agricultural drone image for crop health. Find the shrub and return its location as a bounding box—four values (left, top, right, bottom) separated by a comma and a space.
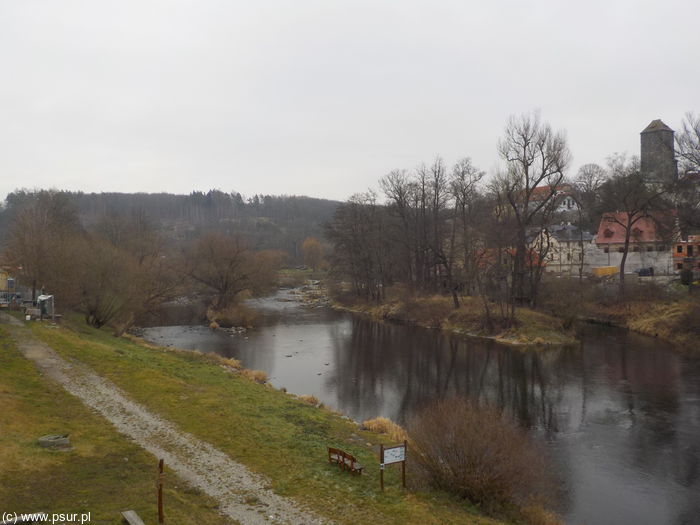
361, 417, 407, 442
297, 394, 320, 406
240, 369, 268, 384
207, 304, 259, 328
408, 398, 555, 515
220, 357, 242, 370
520, 505, 564, 525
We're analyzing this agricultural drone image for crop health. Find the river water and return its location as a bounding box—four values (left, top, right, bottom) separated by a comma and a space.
140, 289, 700, 525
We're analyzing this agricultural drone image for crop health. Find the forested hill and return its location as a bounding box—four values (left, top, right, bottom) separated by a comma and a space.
0, 190, 340, 259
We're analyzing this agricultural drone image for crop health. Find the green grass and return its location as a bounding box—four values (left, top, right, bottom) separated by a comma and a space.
21, 317, 508, 525
0, 326, 228, 525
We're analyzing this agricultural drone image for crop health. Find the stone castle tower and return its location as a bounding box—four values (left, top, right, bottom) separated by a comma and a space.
640, 119, 678, 184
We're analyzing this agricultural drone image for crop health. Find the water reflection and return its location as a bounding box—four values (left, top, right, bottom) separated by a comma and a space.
140, 292, 700, 525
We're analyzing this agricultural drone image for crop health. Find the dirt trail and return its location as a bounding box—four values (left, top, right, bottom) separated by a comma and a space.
0, 313, 324, 525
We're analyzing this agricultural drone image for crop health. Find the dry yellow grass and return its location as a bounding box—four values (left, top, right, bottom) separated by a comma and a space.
333, 292, 575, 346
627, 299, 699, 347
220, 357, 242, 369
240, 368, 268, 383
297, 394, 320, 406
361, 417, 407, 442
520, 505, 564, 525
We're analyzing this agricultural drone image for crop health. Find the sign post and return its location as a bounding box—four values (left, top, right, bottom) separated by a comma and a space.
157, 458, 165, 524
379, 442, 407, 491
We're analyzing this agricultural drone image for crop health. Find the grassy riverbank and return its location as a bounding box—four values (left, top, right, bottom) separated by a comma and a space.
0, 326, 227, 525
330, 294, 576, 347
536, 277, 700, 350
602, 298, 700, 349
19, 316, 516, 525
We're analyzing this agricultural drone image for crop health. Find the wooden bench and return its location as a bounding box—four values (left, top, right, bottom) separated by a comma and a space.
328, 446, 363, 475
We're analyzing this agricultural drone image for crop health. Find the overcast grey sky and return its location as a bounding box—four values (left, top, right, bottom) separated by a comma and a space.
1, 0, 698, 202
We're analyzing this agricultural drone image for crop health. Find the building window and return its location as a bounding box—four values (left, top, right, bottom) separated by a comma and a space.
604, 247, 609, 253
677, 245, 683, 253
647, 246, 654, 252
633, 246, 640, 252
677, 263, 683, 270
618, 247, 625, 253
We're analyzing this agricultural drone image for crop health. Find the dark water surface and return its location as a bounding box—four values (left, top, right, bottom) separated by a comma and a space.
141, 290, 700, 525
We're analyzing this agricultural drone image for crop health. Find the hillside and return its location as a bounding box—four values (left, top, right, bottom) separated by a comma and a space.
0, 190, 340, 260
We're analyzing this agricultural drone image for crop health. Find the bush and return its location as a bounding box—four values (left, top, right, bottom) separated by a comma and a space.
220, 357, 242, 370
240, 369, 268, 384
361, 417, 407, 442
207, 304, 259, 328
297, 394, 320, 406
408, 398, 555, 516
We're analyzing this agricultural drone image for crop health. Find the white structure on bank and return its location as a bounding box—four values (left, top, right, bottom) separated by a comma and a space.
588, 212, 676, 275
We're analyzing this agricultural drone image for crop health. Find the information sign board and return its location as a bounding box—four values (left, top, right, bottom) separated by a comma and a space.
383, 445, 405, 464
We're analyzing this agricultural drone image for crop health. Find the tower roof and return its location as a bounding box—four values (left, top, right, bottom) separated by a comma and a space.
641, 119, 673, 133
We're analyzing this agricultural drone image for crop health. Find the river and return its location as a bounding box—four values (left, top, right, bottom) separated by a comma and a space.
140, 289, 700, 525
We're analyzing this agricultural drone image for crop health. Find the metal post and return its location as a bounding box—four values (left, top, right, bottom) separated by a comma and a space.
379, 444, 384, 492
158, 458, 164, 524
402, 440, 407, 488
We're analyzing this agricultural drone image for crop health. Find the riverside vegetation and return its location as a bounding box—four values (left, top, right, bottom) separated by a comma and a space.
7, 313, 562, 525
321, 273, 700, 351
328, 284, 575, 347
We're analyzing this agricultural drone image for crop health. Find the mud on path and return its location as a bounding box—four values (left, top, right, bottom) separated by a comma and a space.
0, 313, 324, 525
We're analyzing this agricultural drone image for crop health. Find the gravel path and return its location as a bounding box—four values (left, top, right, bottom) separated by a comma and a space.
0, 313, 325, 525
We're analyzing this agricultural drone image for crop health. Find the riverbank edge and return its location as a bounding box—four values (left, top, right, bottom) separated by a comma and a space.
20, 314, 522, 525
576, 299, 700, 350
336, 302, 576, 347
298, 281, 697, 350
297, 286, 576, 347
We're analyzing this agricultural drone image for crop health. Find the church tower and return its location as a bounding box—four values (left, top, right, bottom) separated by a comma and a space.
640, 119, 678, 184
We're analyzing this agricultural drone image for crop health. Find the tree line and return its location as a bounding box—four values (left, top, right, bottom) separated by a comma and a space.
1, 191, 295, 332
326, 111, 700, 325
0, 190, 339, 261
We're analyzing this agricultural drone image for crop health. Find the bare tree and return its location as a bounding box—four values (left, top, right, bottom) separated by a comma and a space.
450, 157, 485, 298
575, 163, 608, 194
496, 111, 571, 307
380, 169, 417, 287
184, 233, 256, 309
676, 111, 700, 173
325, 192, 389, 301
598, 157, 668, 293
4, 191, 82, 302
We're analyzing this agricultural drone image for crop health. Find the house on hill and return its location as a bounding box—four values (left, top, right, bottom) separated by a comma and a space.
588, 211, 676, 274
530, 224, 594, 275
528, 184, 579, 217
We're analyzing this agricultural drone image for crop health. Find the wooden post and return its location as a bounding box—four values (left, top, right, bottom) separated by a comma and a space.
402, 440, 407, 488
379, 444, 384, 492
157, 458, 164, 524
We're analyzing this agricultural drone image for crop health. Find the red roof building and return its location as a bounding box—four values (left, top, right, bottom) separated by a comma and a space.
595, 212, 675, 253
527, 184, 578, 214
